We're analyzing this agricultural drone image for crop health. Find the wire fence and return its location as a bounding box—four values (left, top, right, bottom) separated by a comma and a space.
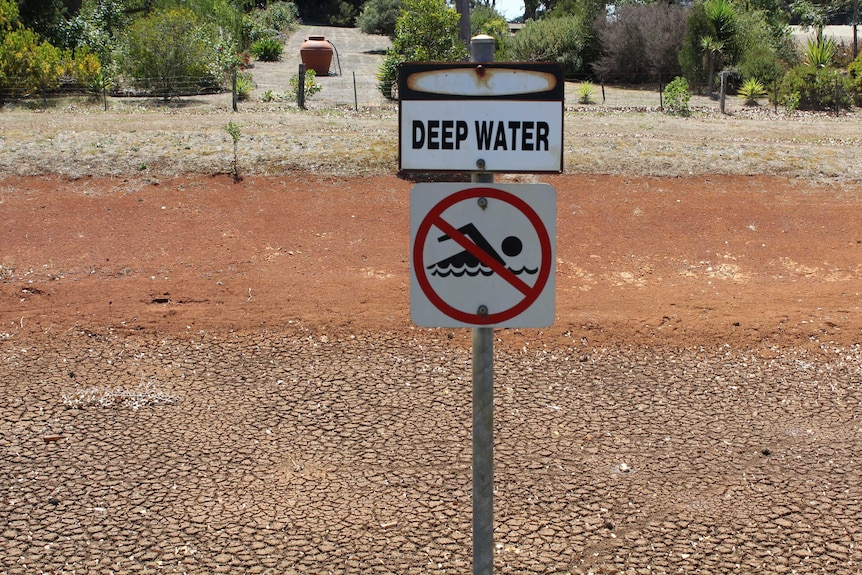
0, 75, 229, 104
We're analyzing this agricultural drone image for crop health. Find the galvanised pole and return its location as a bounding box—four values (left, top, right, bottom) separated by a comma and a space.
470, 33, 496, 575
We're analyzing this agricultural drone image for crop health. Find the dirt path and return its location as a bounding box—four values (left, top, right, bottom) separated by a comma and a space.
252, 25, 392, 108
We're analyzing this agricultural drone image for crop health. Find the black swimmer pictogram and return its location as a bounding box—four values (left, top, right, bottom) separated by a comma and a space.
427, 223, 538, 278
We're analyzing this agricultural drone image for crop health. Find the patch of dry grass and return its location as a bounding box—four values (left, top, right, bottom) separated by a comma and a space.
1, 91, 860, 182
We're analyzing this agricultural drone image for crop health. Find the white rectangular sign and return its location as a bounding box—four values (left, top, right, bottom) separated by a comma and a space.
400, 100, 563, 172
398, 62, 565, 173
410, 183, 556, 328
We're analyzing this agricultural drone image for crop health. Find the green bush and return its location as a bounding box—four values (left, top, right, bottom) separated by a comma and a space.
1, 0, 19, 31
377, 50, 403, 99
254, 1, 298, 33
377, 0, 467, 100
509, 15, 594, 77
733, 8, 796, 86
0, 27, 64, 97
849, 51, 862, 106
287, 69, 322, 101
119, 8, 224, 98
234, 71, 254, 101
663, 76, 691, 116
577, 80, 594, 104
356, 0, 402, 36
737, 45, 785, 86
737, 77, 766, 105
251, 37, 283, 62
56, 0, 125, 69
242, 2, 297, 48
779, 64, 853, 111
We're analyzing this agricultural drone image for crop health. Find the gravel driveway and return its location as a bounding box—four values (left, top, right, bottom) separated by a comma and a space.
253, 25, 393, 109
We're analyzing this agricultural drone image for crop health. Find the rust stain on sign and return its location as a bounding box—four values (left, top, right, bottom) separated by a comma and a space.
407, 66, 558, 97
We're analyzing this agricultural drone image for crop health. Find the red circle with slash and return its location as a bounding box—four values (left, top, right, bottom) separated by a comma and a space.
413, 186, 552, 325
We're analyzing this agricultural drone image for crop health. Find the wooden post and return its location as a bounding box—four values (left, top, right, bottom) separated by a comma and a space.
232, 70, 238, 112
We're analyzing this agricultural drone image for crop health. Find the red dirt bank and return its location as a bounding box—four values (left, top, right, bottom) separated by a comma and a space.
2, 173, 860, 350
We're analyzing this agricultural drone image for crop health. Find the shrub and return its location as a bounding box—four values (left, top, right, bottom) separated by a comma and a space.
287, 69, 322, 101
254, 1, 298, 33
119, 8, 223, 98
510, 15, 595, 77
849, 51, 862, 106
577, 80, 594, 104
243, 1, 298, 47
803, 30, 836, 68
0, 27, 64, 98
733, 9, 796, 86
251, 37, 283, 61
737, 77, 766, 105
663, 76, 691, 116
87, 69, 112, 97
737, 45, 785, 86
63, 46, 102, 85
57, 0, 125, 68
234, 71, 254, 101
356, 0, 402, 36
377, 0, 466, 100
780, 64, 853, 111
377, 50, 403, 99
1, 0, 19, 32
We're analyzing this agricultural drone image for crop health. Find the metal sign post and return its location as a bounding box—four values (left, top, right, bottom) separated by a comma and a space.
471, 34, 495, 575
403, 35, 561, 575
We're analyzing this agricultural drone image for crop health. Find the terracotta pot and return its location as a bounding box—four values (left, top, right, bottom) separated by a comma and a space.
300, 35, 333, 75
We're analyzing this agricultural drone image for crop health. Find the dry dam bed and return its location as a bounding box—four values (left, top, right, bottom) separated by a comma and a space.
2, 328, 861, 574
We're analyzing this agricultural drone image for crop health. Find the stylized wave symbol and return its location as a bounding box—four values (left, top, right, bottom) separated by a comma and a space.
507, 266, 538, 275
430, 264, 494, 277
429, 264, 538, 277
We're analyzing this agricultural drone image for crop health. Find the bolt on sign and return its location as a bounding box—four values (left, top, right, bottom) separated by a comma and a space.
398, 62, 565, 173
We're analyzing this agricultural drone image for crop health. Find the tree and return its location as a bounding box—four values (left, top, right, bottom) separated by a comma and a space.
680, 0, 739, 90
377, 0, 467, 98
16, 0, 66, 43
593, 3, 687, 83
470, 4, 510, 58
510, 14, 595, 76
293, 0, 364, 25
700, 35, 724, 93
356, 0, 403, 36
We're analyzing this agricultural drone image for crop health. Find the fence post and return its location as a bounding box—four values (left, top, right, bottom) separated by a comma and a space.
774, 79, 778, 114
658, 76, 663, 111
232, 69, 238, 112
298, 63, 306, 110
353, 71, 358, 111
